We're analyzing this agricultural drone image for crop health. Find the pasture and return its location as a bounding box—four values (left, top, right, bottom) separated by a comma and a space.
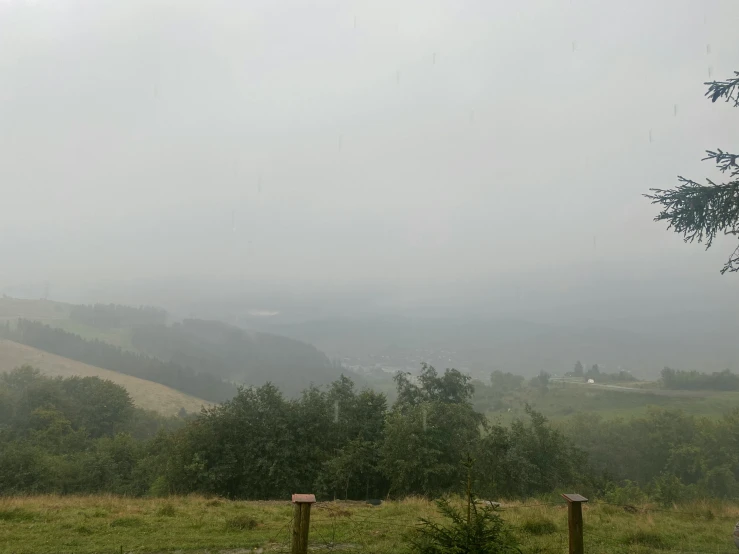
1, 495, 738, 554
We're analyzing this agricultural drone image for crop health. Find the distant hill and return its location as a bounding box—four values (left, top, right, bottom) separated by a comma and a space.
262, 315, 739, 379
0, 296, 70, 321
130, 318, 346, 396
0, 339, 208, 415
0, 297, 349, 398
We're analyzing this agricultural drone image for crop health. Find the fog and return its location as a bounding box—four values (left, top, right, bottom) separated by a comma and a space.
1, 0, 739, 326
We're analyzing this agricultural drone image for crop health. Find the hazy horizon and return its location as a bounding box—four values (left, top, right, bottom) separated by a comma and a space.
2, 0, 739, 328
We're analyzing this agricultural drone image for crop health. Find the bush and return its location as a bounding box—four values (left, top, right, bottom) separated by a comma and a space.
651, 474, 692, 506
411, 497, 520, 554
148, 476, 170, 498
604, 480, 647, 506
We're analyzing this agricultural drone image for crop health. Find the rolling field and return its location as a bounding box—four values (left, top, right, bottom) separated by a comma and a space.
496, 380, 739, 423
0, 297, 70, 321
0, 296, 136, 350
0, 340, 208, 415
1, 495, 738, 554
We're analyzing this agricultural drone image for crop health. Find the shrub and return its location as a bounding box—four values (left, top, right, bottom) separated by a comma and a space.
651, 474, 693, 506
148, 476, 170, 498
411, 497, 520, 554
604, 480, 647, 506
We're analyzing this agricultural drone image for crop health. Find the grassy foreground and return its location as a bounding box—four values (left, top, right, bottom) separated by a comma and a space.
1, 495, 738, 554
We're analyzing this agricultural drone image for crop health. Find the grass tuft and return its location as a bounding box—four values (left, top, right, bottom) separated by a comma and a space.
156, 503, 177, 517
225, 515, 258, 531
521, 517, 558, 535
0, 508, 35, 522
109, 517, 143, 528
624, 530, 669, 549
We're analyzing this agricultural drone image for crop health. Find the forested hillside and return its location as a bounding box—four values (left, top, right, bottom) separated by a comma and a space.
1, 320, 237, 402
130, 318, 344, 396
69, 303, 167, 328
0, 298, 349, 399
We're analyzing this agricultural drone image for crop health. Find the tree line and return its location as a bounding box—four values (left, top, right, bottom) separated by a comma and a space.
661, 366, 739, 391
69, 303, 167, 329
3, 362, 739, 502
1, 319, 237, 402
0, 364, 581, 499
567, 361, 636, 383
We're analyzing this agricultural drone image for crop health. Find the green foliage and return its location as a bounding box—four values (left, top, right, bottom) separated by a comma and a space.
382, 365, 485, 498
475, 405, 585, 499
586, 364, 600, 380
381, 402, 483, 497
0, 367, 182, 495
7, 360, 739, 503
567, 407, 739, 500
661, 366, 739, 391
473, 371, 524, 412
603, 480, 647, 506
394, 363, 476, 408
5, 319, 237, 402
645, 70, 739, 274
411, 499, 520, 554
598, 370, 637, 383
130, 318, 343, 397
529, 371, 550, 390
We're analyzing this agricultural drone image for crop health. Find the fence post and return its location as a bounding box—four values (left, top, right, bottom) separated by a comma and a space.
562, 494, 588, 554
291, 493, 316, 554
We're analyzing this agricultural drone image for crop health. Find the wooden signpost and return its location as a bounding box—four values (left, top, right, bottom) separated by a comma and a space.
291, 493, 316, 554
562, 493, 588, 554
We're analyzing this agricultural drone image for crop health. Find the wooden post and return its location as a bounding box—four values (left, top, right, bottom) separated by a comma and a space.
291, 493, 316, 554
562, 493, 587, 554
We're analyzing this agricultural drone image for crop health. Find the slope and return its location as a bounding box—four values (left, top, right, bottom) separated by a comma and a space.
0, 339, 208, 415
130, 318, 347, 396
1, 297, 348, 397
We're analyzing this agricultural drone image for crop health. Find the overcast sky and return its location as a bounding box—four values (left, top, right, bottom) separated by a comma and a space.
1, 0, 738, 317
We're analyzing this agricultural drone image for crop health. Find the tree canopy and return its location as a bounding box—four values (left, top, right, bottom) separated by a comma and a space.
645, 71, 739, 273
